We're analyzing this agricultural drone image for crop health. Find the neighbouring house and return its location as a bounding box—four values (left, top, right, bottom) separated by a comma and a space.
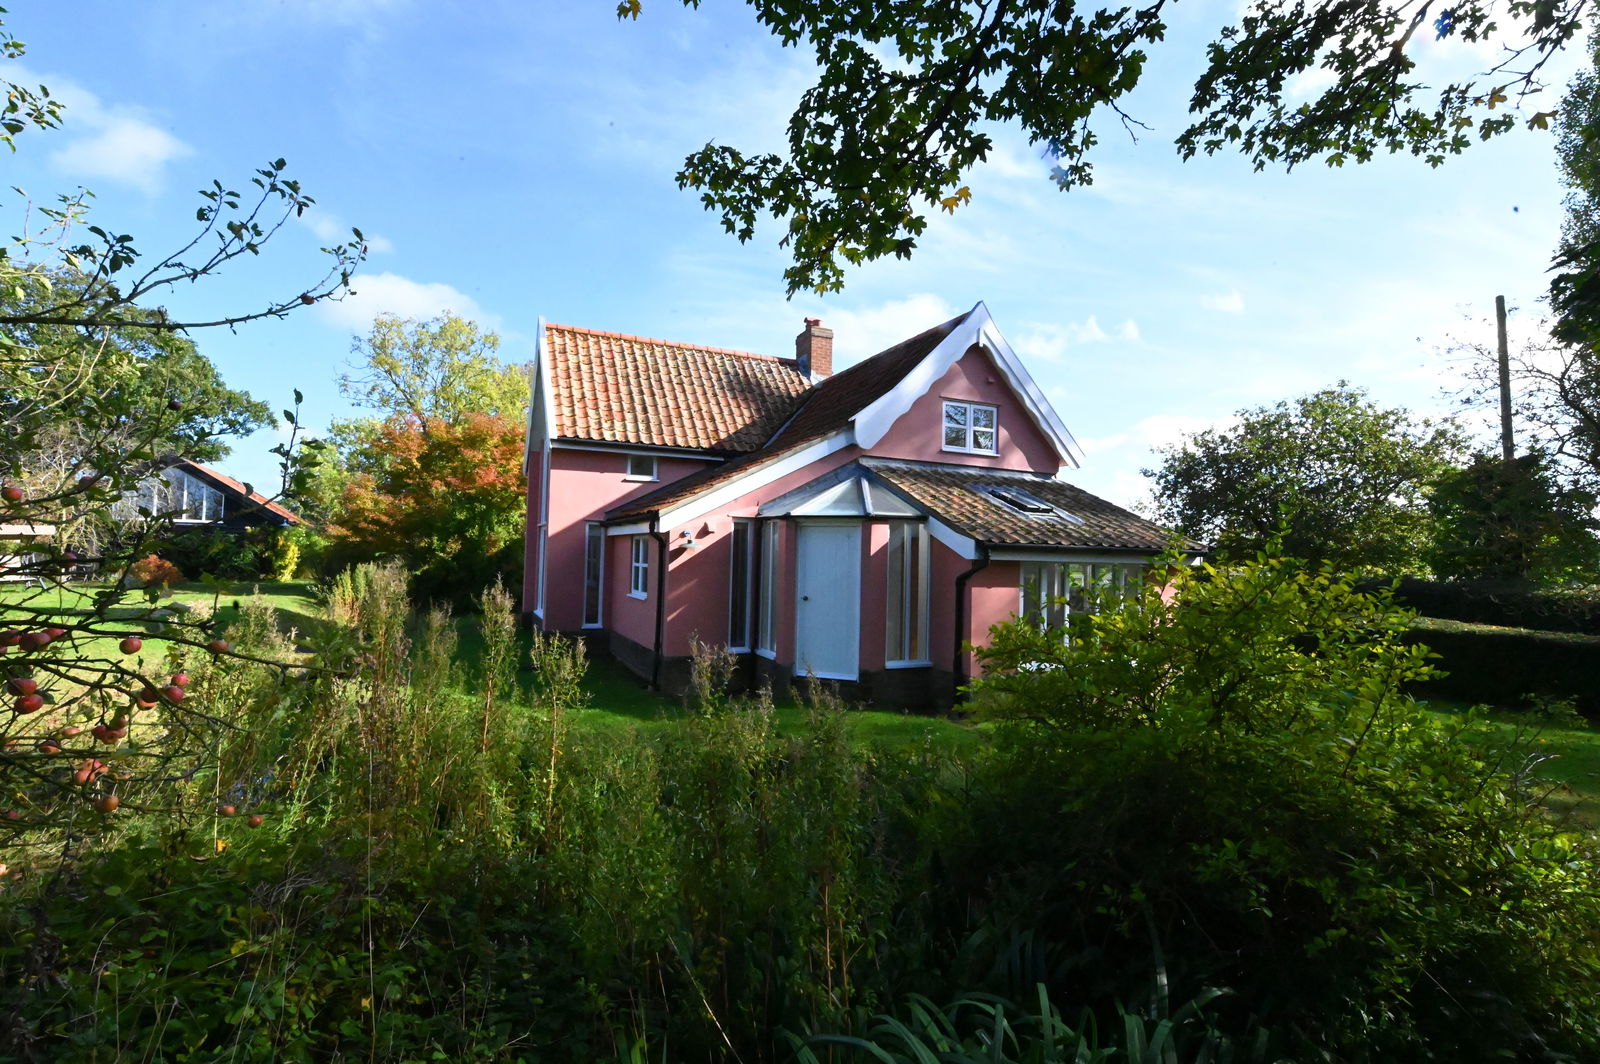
523, 302, 1199, 708
0, 520, 56, 582
113, 458, 301, 530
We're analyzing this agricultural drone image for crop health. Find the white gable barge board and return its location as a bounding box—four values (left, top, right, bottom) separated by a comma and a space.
522, 318, 553, 474
852, 302, 1083, 469
653, 432, 855, 530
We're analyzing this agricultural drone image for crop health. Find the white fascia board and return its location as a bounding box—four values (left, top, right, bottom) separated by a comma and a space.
972, 307, 1084, 468
987, 548, 1164, 564
606, 521, 652, 537
926, 515, 979, 560
523, 318, 551, 474
851, 302, 1082, 470
853, 309, 980, 450
658, 432, 853, 530
552, 440, 725, 462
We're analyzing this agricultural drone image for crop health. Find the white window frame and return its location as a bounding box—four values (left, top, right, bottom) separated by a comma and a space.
885, 521, 932, 667
582, 523, 605, 627
1019, 561, 1146, 634
942, 400, 999, 455
757, 521, 780, 657
624, 454, 659, 482
629, 535, 650, 599
728, 518, 754, 651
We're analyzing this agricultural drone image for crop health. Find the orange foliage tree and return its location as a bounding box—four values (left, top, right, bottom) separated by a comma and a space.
331, 411, 526, 603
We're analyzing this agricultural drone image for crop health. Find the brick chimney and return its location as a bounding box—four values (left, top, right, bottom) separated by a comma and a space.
795, 317, 833, 380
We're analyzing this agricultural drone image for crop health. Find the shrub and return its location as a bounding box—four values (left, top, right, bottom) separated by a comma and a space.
129, 553, 183, 586
968, 556, 1600, 1061
1404, 617, 1600, 716
1369, 575, 1600, 635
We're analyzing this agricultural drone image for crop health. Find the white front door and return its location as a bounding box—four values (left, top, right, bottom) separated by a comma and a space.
794, 521, 860, 680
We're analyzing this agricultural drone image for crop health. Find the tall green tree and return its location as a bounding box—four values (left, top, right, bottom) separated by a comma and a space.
629, 0, 1584, 293
1146, 384, 1465, 572
1427, 451, 1600, 583
339, 313, 526, 423
312, 313, 528, 599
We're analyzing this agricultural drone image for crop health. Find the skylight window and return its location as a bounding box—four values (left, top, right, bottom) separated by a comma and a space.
981, 485, 1085, 524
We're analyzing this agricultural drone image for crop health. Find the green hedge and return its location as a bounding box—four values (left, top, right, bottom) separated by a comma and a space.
1404, 618, 1600, 717
1364, 576, 1600, 635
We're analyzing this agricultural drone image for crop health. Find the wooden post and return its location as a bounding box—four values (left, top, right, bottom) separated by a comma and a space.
1496, 294, 1514, 463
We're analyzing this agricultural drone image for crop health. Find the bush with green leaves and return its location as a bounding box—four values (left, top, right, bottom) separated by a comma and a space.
967, 557, 1600, 1061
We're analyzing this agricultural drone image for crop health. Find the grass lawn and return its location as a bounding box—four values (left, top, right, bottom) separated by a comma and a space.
0, 579, 324, 664
565, 652, 989, 754
1420, 698, 1600, 827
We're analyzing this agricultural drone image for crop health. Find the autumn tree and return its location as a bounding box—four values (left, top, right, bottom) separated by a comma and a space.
628, 0, 1585, 293
1146, 384, 1465, 572
314, 313, 528, 602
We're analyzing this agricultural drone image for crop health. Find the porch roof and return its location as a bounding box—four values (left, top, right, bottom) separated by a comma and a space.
860, 460, 1202, 553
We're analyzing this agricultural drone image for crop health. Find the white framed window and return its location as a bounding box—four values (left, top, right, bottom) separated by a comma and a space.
942, 400, 998, 454
582, 523, 605, 627
629, 535, 650, 598
757, 521, 779, 655
116, 467, 226, 523
625, 454, 658, 481
1019, 562, 1145, 632
885, 522, 931, 665
728, 519, 754, 651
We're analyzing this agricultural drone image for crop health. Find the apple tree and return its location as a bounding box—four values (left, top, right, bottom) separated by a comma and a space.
0, 12, 364, 856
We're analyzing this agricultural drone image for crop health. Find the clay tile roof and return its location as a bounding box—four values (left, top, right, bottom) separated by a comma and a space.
544, 324, 813, 453
603, 312, 970, 522
765, 312, 967, 450
862, 460, 1201, 553
175, 459, 302, 525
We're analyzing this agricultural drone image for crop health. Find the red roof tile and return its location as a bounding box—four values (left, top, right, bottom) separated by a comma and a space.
544, 324, 813, 452
603, 312, 972, 522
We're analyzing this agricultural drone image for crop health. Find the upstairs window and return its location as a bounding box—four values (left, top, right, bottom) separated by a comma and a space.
625, 454, 658, 481
943, 400, 998, 455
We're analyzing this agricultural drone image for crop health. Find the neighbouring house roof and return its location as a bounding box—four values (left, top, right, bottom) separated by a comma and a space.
543, 324, 813, 453
861, 459, 1201, 553
170, 459, 302, 526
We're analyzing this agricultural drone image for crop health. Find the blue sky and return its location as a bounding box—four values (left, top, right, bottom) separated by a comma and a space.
5, 0, 1580, 508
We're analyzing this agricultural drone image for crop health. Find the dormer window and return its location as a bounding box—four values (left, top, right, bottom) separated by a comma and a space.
625, 454, 658, 481
943, 400, 997, 455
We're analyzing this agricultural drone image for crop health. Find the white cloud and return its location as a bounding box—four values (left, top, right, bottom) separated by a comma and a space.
298, 207, 395, 253
1078, 412, 1239, 457
17, 65, 193, 193
823, 293, 961, 366
1013, 316, 1141, 361
318, 272, 494, 329
1202, 289, 1246, 314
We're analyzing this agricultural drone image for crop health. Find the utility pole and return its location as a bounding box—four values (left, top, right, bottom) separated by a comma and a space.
1495, 295, 1514, 463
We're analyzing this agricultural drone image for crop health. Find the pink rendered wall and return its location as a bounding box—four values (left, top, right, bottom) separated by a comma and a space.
966, 562, 1023, 680
867, 344, 1061, 473
522, 445, 545, 616
540, 447, 712, 631
608, 531, 656, 649
657, 447, 860, 660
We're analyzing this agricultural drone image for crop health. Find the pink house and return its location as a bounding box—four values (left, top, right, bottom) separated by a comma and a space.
523, 302, 1192, 707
